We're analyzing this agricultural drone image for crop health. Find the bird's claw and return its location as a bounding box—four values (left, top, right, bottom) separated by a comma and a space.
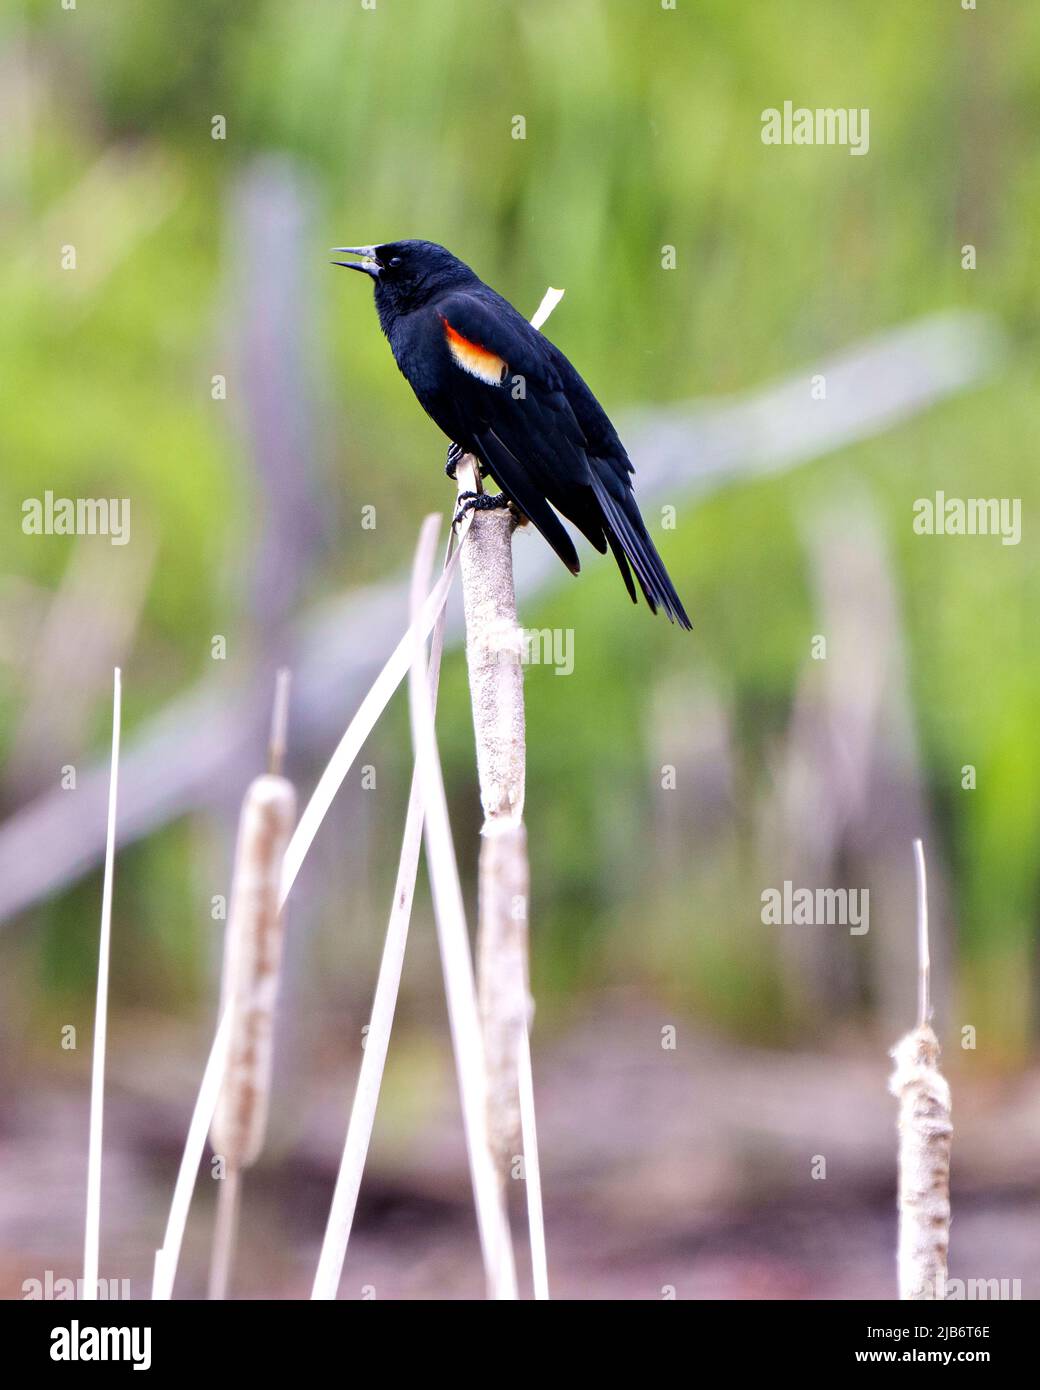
452, 491, 513, 527
444, 443, 464, 479
445, 444, 488, 480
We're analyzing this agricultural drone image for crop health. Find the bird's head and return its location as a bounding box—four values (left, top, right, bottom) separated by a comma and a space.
331, 240, 478, 323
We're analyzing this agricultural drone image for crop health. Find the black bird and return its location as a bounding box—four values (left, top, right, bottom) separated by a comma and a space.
332, 240, 691, 628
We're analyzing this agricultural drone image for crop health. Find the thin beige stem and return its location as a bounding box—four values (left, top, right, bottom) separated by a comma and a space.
207, 1166, 241, 1301
268, 667, 291, 776
913, 836, 929, 1028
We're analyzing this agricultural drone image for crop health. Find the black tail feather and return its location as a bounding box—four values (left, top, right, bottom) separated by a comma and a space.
475, 428, 581, 574
589, 472, 692, 629
604, 528, 638, 605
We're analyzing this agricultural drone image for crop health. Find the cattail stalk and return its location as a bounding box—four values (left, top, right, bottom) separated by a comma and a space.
408, 515, 518, 1299
889, 837, 952, 1300
460, 496, 529, 1167
445, 286, 560, 1298
206, 1165, 240, 1302
207, 678, 296, 1298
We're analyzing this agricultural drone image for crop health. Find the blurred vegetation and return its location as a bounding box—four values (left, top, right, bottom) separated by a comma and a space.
1, 1, 1038, 1054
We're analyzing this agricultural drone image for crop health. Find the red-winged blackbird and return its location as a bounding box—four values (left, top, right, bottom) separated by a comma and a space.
333, 240, 691, 628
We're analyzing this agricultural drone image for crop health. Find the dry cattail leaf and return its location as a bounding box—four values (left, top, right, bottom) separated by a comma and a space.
84, 667, 122, 1302
211, 773, 296, 1170
312, 515, 453, 1300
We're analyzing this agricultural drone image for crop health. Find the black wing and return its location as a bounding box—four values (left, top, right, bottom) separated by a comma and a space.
433, 291, 603, 572
433, 291, 691, 627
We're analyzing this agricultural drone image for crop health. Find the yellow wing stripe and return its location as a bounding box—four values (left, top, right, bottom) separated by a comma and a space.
442, 317, 507, 385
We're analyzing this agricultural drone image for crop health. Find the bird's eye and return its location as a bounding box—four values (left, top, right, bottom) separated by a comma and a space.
388, 256, 402, 267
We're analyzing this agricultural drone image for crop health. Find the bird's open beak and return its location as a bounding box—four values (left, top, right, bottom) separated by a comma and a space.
330, 245, 381, 277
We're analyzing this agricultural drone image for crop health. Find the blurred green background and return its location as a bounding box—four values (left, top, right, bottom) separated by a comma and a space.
2, 0, 1040, 1034
1, 0, 1038, 1299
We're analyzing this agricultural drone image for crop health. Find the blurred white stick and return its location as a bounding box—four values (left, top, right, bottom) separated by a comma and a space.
311, 516, 454, 1299
83, 667, 122, 1301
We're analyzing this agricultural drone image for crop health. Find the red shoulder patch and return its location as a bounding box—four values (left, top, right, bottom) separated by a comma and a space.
441, 316, 507, 385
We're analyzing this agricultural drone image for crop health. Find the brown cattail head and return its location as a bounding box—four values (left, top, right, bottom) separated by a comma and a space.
478, 822, 530, 1167
211, 773, 296, 1170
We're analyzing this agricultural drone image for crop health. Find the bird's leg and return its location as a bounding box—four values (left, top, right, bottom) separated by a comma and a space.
445, 443, 488, 480
453, 491, 513, 527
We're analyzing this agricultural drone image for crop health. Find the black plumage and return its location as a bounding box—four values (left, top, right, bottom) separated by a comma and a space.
333, 239, 691, 629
